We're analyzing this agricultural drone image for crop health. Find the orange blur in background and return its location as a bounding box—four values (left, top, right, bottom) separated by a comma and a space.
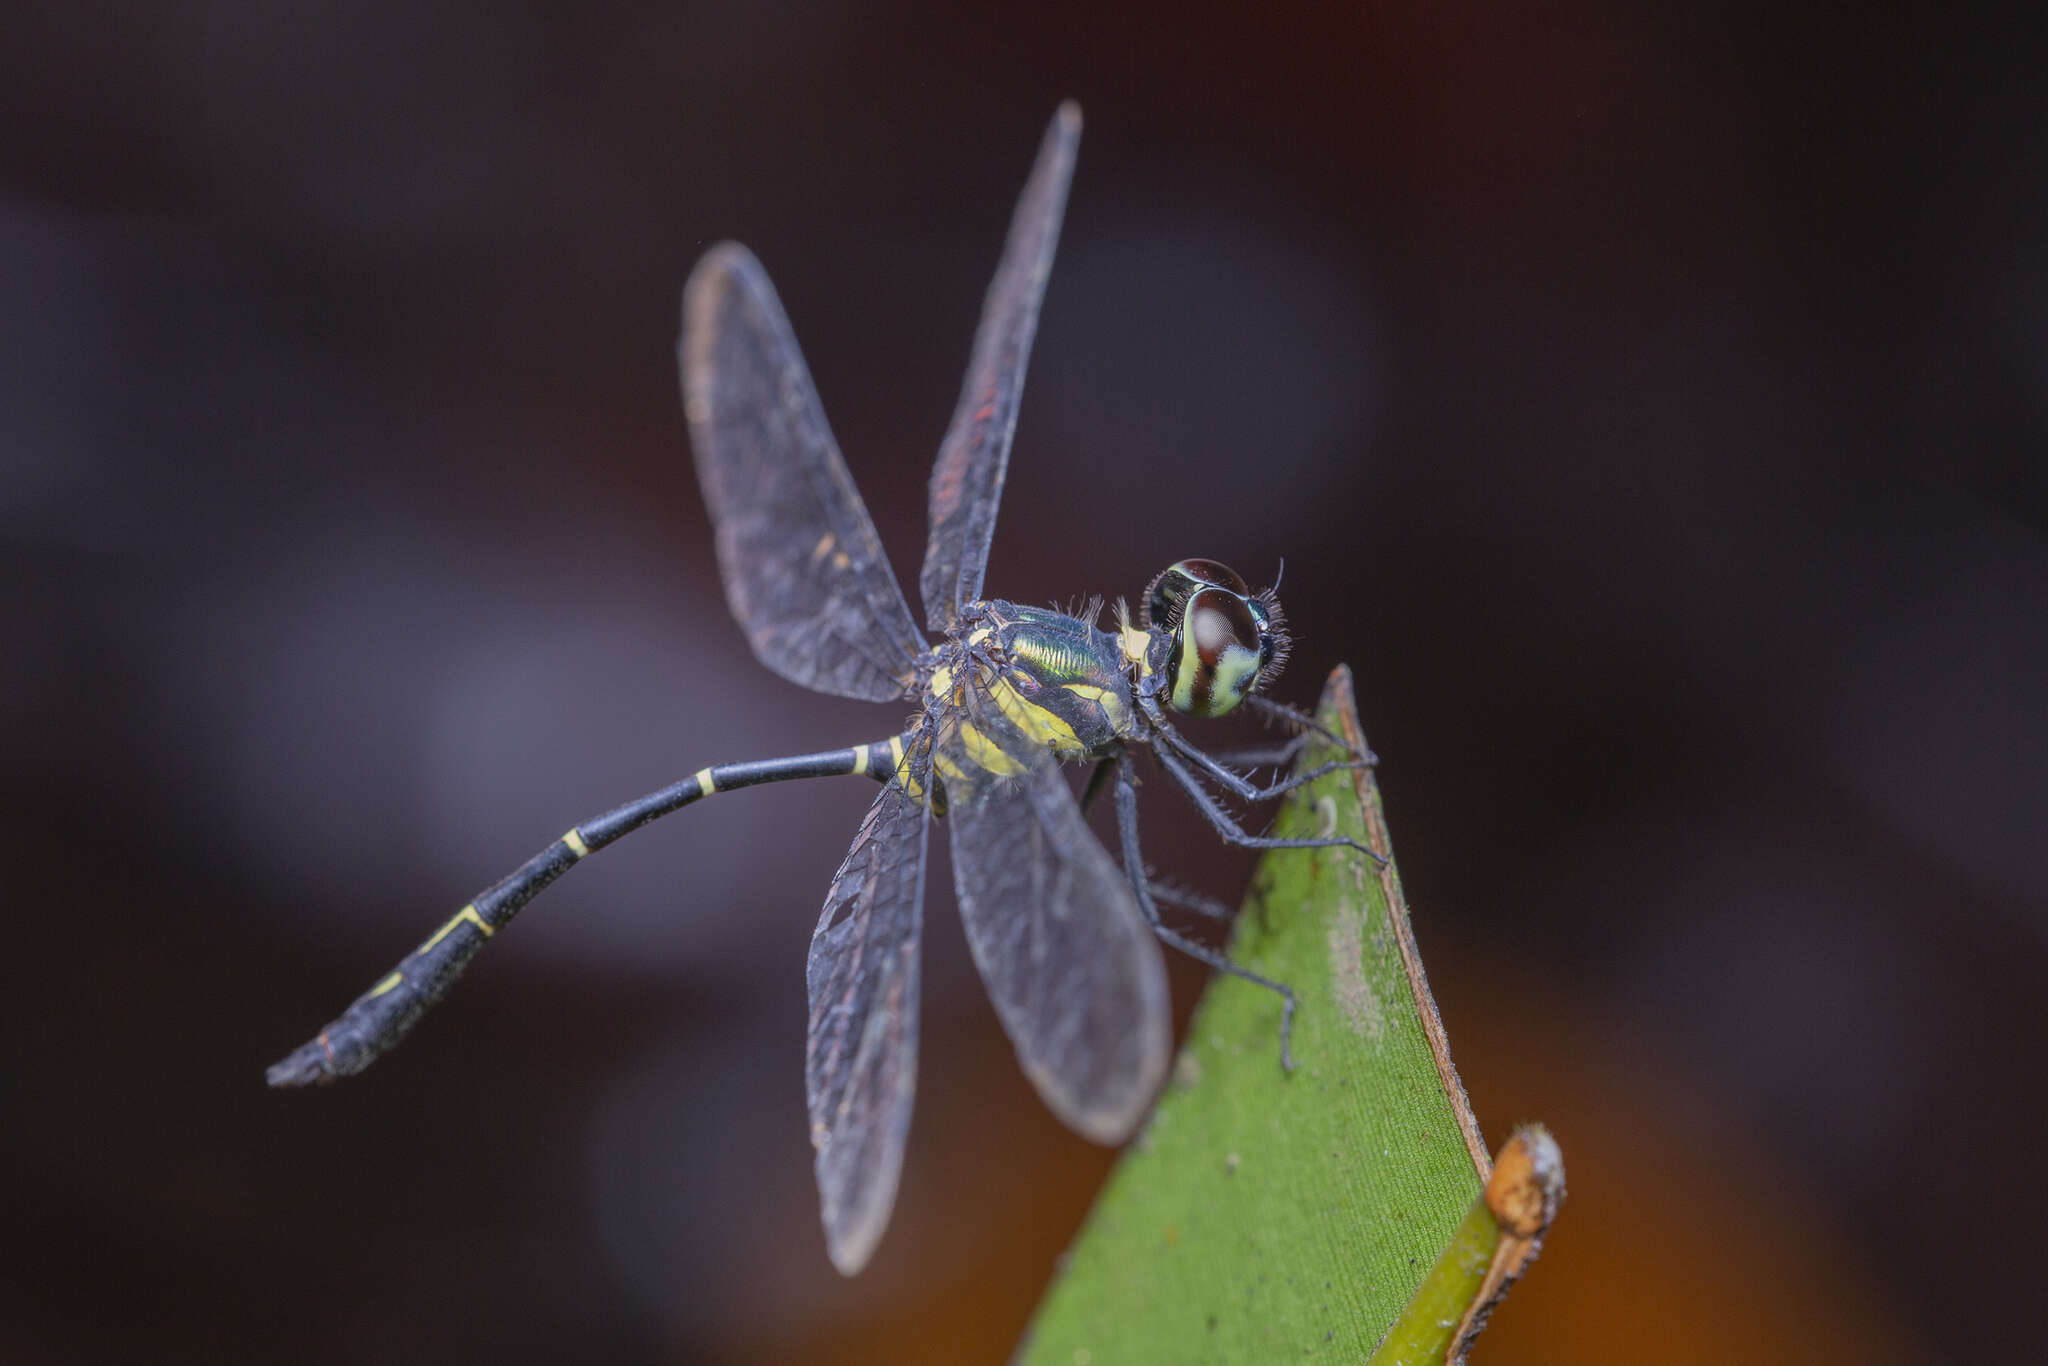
4, 3, 2040, 1361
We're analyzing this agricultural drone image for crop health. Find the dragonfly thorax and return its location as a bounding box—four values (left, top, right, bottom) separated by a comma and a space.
1139, 559, 1291, 718
942, 601, 1142, 760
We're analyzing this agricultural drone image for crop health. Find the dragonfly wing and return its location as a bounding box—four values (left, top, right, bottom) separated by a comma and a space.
918, 103, 1082, 632
683, 244, 927, 701
805, 745, 933, 1275
938, 669, 1171, 1142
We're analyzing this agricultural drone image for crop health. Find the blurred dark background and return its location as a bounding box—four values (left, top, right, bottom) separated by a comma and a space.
5, 2, 2043, 1361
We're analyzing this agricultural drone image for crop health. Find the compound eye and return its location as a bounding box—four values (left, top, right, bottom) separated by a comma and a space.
1245, 598, 1275, 668
1169, 587, 1266, 717
1179, 559, 1249, 595
1188, 589, 1259, 658
1142, 558, 1251, 628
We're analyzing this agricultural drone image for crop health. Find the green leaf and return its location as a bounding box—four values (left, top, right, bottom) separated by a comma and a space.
1363, 1122, 1563, 1366
1021, 666, 1549, 1362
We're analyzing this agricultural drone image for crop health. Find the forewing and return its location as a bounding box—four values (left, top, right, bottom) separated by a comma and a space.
938, 670, 1170, 1142
682, 243, 926, 701
918, 103, 1082, 631
805, 748, 932, 1275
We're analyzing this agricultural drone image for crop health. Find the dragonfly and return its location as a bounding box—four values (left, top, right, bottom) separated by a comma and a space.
267, 102, 1379, 1276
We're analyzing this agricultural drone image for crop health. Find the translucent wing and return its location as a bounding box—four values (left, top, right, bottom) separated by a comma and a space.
683, 244, 927, 701
918, 103, 1082, 632
805, 744, 932, 1275
937, 667, 1170, 1141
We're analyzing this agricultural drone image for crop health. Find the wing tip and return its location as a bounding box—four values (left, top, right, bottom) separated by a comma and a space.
825, 1219, 885, 1277
695, 238, 758, 274
1059, 1057, 1170, 1147
1033, 996, 1173, 1147
819, 1171, 899, 1277
682, 241, 761, 323
1054, 99, 1082, 135
680, 240, 781, 395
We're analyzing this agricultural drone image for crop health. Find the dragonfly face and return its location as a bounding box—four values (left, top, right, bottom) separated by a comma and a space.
1141, 559, 1292, 718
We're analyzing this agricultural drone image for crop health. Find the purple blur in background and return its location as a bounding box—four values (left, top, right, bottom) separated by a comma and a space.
3, 3, 2042, 1361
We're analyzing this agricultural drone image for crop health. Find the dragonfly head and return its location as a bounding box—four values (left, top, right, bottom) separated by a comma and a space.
1141, 559, 1291, 717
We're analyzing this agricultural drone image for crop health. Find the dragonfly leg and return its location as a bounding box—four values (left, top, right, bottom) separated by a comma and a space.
1197, 729, 1316, 771
1144, 878, 1238, 924
1111, 758, 1296, 1071
1243, 694, 1378, 766
1149, 741, 1388, 867
1142, 695, 1367, 804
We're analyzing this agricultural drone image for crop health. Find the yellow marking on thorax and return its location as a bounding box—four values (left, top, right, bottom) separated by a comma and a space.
933, 750, 970, 784
966, 625, 994, 646
368, 971, 405, 997
694, 767, 717, 797
886, 734, 928, 802
958, 722, 1026, 776
1119, 624, 1153, 671
1065, 680, 1134, 734
563, 829, 589, 858
851, 743, 869, 775
990, 675, 1083, 756
927, 663, 955, 699
418, 904, 492, 955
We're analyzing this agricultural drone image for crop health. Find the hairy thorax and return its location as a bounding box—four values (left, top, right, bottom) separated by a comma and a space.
923, 601, 1148, 762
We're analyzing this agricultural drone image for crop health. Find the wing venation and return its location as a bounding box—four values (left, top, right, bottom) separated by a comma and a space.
683, 244, 927, 701
919, 103, 1083, 630
805, 746, 932, 1274
939, 667, 1170, 1140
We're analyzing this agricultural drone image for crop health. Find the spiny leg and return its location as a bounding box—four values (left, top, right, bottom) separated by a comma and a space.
1149, 741, 1387, 867
1166, 728, 1364, 803
1091, 760, 1240, 921
267, 732, 920, 1087
1197, 729, 1317, 772
1201, 701, 1384, 770
1095, 753, 1236, 919
1110, 758, 1296, 1071
1084, 759, 1258, 918
1145, 878, 1239, 924
1141, 694, 1366, 804
1243, 693, 1378, 766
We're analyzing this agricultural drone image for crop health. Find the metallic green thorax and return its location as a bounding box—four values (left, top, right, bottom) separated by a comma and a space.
968, 601, 1149, 759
